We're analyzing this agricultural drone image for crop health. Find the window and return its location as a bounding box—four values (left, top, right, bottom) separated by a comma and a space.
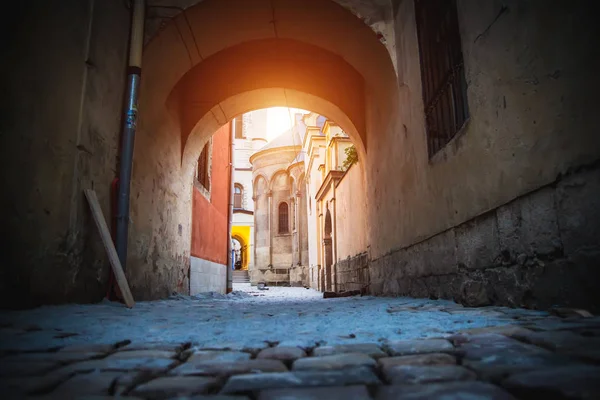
197, 142, 210, 190
278, 202, 289, 234
234, 116, 244, 139
234, 184, 243, 209
415, 0, 469, 157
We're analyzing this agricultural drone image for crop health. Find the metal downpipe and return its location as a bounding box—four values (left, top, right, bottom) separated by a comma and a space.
116, 0, 145, 270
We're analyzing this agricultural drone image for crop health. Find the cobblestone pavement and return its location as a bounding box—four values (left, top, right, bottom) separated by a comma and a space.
1, 285, 599, 399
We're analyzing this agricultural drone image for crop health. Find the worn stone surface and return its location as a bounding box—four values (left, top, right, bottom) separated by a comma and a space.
221, 367, 381, 394
383, 365, 477, 385
50, 371, 123, 397
107, 350, 177, 360
171, 359, 287, 377
502, 365, 600, 399
187, 351, 252, 363
378, 353, 456, 368
0, 361, 59, 377
129, 376, 219, 398
0, 351, 104, 365
292, 353, 376, 371
258, 385, 372, 400
257, 346, 307, 362
384, 339, 454, 356
313, 343, 386, 359
120, 342, 187, 352
459, 334, 579, 381
376, 381, 516, 400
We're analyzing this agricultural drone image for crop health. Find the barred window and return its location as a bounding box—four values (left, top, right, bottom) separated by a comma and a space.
197, 143, 210, 190
415, 0, 469, 157
278, 202, 289, 234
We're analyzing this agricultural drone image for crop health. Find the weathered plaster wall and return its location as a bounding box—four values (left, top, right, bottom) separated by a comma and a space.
363, 0, 600, 308
335, 163, 368, 261
190, 257, 226, 294
0, 0, 129, 308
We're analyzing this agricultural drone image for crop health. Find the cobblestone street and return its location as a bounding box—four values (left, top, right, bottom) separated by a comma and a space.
1, 285, 599, 399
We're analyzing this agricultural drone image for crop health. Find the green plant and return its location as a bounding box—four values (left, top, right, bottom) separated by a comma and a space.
342, 145, 358, 170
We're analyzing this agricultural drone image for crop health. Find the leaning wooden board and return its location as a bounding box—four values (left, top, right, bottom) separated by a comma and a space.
84, 189, 135, 308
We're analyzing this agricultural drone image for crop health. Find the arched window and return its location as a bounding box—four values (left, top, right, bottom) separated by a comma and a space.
278, 202, 289, 234
234, 184, 243, 209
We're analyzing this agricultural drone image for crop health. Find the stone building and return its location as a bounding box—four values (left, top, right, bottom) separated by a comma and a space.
3, 0, 599, 311
250, 115, 309, 286
303, 114, 368, 292
230, 110, 270, 272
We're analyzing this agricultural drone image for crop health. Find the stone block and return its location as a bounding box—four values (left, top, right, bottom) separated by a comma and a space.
292, 353, 376, 371
120, 342, 187, 353
422, 230, 458, 276
312, 343, 386, 359
556, 168, 600, 256
384, 339, 454, 356
0, 361, 59, 377
497, 187, 561, 258
187, 351, 251, 363
130, 376, 219, 399
171, 359, 287, 377
220, 367, 381, 394
502, 365, 600, 399
378, 353, 456, 368
510, 330, 600, 362
0, 351, 103, 365
107, 350, 177, 360
383, 365, 477, 385
257, 346, 307, 362
50, 357, 178, 375
258, 385, 372, 400
50, 371, 123, 397
459, 334, 578, 381
59, 344, 117, 353
376, 381, 516, 400
456, 214, 500, 269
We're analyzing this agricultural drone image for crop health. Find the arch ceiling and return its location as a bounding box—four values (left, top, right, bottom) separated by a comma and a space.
141, 0, 397, 179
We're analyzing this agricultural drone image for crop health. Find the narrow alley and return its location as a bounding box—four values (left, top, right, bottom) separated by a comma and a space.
2, 0, 600, 398
2, 285, 600, 398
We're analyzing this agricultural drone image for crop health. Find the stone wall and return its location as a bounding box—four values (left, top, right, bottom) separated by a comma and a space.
290, 265, 309, 287
0, 0, 129, 308
370, 164, 600, 311
189, 257, 227, 294
336, 252, 369, 292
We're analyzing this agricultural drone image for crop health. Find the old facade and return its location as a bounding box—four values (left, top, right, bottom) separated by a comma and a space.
2, 0, 599, 311
250, 115, 310, 286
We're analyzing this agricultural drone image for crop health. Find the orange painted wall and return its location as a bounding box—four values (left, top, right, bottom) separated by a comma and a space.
191, 122, 231, 265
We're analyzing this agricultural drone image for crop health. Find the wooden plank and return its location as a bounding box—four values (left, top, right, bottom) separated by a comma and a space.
84, 189, 135, 308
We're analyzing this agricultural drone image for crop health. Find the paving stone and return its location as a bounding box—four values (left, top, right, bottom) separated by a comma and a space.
0, 361, 59, 377
383, 365, 477, 385
187, 351, 251, 363
378, 353, 456, 368
0, 351, 104, 365
376, 381, 516, 400
130, 376, 220, 399
107, 349, 177, 360
166, 396, 249, 400
171, 359, 287, 377
292, 353, 376, 371
220, 367, 381, 394
258, 385, 372, 400
385, 339, 454, 356
121, 342, 187, 352
312, 343, 386, 359
457, 325, 534, 338
50, 371, 123, 397
49, 357, 179, 376
459, 334, 578, 381
502, 365, 600, 399
59, 344, 117, 353
257, 346, 307, 362
510, 330, 600, 361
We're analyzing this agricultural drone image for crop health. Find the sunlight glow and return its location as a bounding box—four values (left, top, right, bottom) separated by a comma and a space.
266, 107, 310, 142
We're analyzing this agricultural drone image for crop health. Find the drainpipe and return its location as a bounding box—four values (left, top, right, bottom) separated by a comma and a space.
226, 119, 236, 293
115, 0, 145, 270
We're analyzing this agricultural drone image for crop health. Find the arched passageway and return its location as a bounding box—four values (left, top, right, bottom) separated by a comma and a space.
129, 0, 396, 299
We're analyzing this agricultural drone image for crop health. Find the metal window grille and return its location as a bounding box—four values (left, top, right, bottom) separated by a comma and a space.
234, 185, 242, 209
415, 0, 469, 157
197, 143, 210, 190
278, 202, 289, 233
